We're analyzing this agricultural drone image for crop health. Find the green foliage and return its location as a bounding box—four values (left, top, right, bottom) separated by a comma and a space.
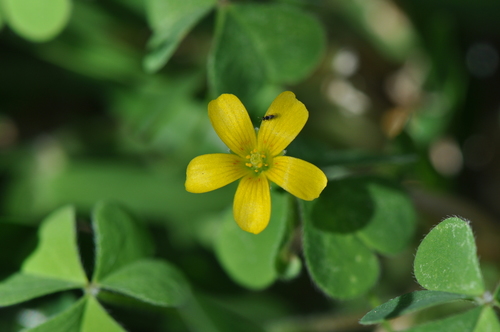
0, 203, 189, 331
22, 206, 87, 284
98, 259, 190, 307
361, 217, 500, 330
92, 202, 154, 282
303, 176, 415, 299
414, 217, 485, 296
209, 3, 325, 107
80, 297, 126, 332
303, 222, 380, 299
0, 274, 81, 307
311, 176, 416, 254
214, 176, 416, 298
2, 0, 500, 331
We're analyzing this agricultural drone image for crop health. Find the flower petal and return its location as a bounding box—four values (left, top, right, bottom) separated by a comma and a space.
186, 154, 246, 193
266, 156, 327, 201
233, 175, 271, 234
208, 94, 257, 158
257, 91, 308, 156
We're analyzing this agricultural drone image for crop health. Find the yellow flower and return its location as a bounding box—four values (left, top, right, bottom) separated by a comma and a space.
185, 91, 327, 234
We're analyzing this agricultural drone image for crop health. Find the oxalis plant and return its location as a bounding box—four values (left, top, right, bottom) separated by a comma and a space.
2, 0, 500, 331
3, 198, 498, 331
361, 217, 500, 331
0, 202, 191, 331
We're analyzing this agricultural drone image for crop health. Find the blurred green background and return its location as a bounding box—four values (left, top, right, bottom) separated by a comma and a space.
1, 0, 500, 331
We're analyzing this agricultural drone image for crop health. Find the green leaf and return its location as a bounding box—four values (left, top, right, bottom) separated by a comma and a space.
414, 217, 485, 296
80, 296, 125, 332
22, 297, 86, 332
92, 202, 154, 282
22, 206, 87, 285
311, 176, 416, 254
475, 306, 500, 332
144, 0, 216, 72
303, 201, 379, 299
209, 3, 325, 106
98, 259, 190, 307
356, 179, 416, 254
215, 191, 289, 290
0, 273, 82, 307
404, 306, 490, 332
2, 0, 71, 42
360, 291, 471, 324
209, 5, 265, 107
232, 4, 325, 84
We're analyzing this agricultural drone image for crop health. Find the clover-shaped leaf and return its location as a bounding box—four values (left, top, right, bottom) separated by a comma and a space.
0, 203, 190, 331
311, 176, 416, 255
303, 176, 415, 299
414, 217, 485, 296
98, 259, 190, 307
80, 296, 126, 332
303, 212, 380, 299
0, 206, 86, 307
22, 206, 87, 284
361, 217, 498, 330
92, 202, 154, 282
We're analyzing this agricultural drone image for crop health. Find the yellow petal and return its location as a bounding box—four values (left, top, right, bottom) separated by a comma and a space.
257, 91, 308, 156
233, 175, 271, 234
186, 154, 246, 193
208, 94, 257, 158
266, 156, 327, 201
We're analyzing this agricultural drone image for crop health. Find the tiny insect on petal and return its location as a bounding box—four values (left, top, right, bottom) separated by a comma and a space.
257, 91, 309, 156
261, 114, 277, 121
186, 91, 327, 234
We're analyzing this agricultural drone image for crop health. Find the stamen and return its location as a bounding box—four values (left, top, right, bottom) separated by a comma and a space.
245, 148, 271, 175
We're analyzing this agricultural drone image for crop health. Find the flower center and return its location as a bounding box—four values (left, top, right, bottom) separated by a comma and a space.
245, 149, 270, 174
